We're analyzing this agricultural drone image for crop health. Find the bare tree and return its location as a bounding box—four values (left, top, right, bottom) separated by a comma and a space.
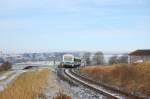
109, 54, 128, 64
83, 52, 91, 66
118, 54, 128, 64
109, 56, 119, 64
92, 51, 104, 65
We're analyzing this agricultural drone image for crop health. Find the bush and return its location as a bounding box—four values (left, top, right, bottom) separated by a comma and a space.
0, 61, 12, 72
53, 91, 71, 99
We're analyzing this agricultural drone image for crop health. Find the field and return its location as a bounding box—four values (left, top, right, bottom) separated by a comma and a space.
0, 69, 50, 99
80, 61, 150, 96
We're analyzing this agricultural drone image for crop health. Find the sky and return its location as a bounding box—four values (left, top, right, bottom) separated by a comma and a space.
0, 0, 150, 53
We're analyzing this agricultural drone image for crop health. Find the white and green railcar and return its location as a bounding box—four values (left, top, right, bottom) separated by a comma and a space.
60, 54, 81, 68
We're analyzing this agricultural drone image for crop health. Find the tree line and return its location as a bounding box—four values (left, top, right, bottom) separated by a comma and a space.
83, 52, 128, 66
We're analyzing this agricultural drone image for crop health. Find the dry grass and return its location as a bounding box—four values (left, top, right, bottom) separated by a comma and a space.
0, 69, 50, 99
53, 91, 71, 99
80, 61, 150, 96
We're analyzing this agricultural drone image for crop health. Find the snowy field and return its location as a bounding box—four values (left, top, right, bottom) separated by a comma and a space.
12, 61, 60, 70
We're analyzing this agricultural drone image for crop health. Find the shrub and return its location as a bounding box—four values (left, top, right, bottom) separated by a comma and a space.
0, 61, 12, 72
53, 91, 71, 99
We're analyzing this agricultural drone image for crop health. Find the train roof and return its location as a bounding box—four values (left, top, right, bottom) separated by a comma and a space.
74, 57, 81, 59
63, 54, 74, 56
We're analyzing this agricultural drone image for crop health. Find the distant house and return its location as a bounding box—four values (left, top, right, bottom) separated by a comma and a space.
129, 49, 150, 63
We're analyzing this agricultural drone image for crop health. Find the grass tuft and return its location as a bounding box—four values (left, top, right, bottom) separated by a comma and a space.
53, 91, 71, 99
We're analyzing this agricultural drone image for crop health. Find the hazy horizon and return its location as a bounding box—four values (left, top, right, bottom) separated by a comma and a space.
0, 49, 144, 54
0, 0, 150, 53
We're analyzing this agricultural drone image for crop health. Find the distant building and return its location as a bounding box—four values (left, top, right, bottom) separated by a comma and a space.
129, 49, 150, 63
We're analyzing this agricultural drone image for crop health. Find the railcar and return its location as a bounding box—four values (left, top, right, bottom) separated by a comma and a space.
59, 54, 81, 68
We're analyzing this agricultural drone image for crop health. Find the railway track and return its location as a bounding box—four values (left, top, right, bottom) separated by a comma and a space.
64, 69, 144, 99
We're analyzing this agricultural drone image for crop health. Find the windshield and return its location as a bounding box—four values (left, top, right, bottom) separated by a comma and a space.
64, 56, 73, 62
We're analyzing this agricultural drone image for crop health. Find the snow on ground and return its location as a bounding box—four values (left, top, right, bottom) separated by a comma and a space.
43, 70, 72, 99
12, 61, 60, 70
58, 79, 107, 99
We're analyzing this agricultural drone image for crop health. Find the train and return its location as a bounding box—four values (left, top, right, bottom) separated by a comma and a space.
58, 54, 81, 68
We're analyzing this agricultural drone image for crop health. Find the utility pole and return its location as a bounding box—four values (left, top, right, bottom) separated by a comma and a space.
53, 56, 56, 66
